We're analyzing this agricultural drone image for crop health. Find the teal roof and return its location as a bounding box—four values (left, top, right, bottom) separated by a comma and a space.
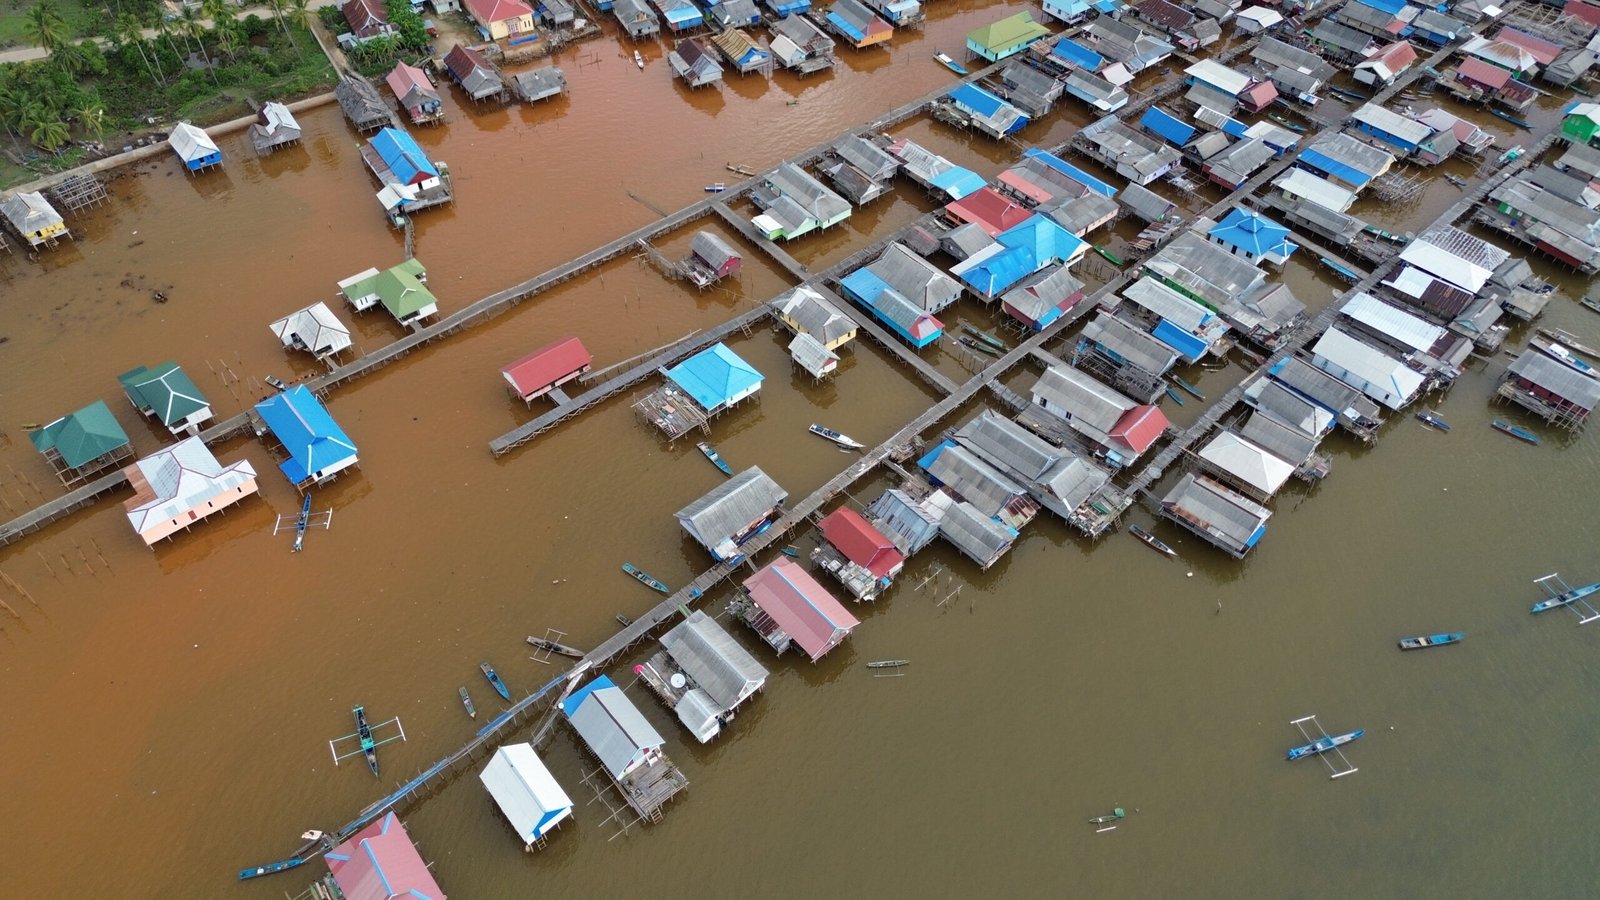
118, 362, 210, 428
30, 400, 130, 468
666, 343, 764, 411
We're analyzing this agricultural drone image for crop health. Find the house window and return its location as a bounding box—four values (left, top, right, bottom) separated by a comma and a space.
189, 511, 198, 520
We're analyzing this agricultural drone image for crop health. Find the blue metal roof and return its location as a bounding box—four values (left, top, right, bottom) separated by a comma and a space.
1050, 37, 1103, 71
1152, 320, 1209, 363
841, 267, 890, 305
561, 674, 616, 716
916, 439, 957, 473
665, 343, 763, 411
1206, 209, 1298, 260
1094, 0, 1121, 10
949, 83, 1005, 118
1220, 116, 1249, 138
254, 385, 357, 485
997, 214, 1088, 265
1354, 0, 1406, 15
1298, 149, 1372, 187
930, 167, 986, 200
1022, 148, 1117, 197
1141, 107, 1195, 147
825, 11, 866, 41
959, 246, 1035, 297
370, 127, 438, 184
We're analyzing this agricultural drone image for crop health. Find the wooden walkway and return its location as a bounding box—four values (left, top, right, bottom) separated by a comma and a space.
708, 202, 813, 281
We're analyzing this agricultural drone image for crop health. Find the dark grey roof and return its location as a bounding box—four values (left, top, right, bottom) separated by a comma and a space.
954, 409, 1062, 482
512, 66, 566, 101
1120, 182, 1177, 223
1041, 191, 1118, 236
833, 135, 898, 181
866, 489, 940, 554
1272, 355, 1379, 421
1040, 455, 1110, 510
1528, 166, 1596, 207
1002, 61, 1061, 98
1252, 36, 1335, 81
1507, 351, 1600, 409
1082, 312, 1178, 376
938, 500, 1014, 566
1205, 137, 1275, 184
675, 466, 787, 549
1556, 139, 1600, 179
1245, 377, 1332, 437
661, 610, 768, 710
1001, 265, 1085, 320
927, 442, 1027, 519
942, 223, 997, 260
1310, 20, 1374, 54
1161, 472, 1270, 553
767, 163, 850, 223
1338, 2, 1398, 32
1239, 408, 1319, 464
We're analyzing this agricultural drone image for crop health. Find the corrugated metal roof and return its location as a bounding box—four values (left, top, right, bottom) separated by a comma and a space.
675, 466, 787, 551
1299, 148, 1369, 189
1310, 327, 1425, 410
1252, 36, 1335, 80
661, 610, 768, 710
1198, 430, 1294, 495
922, 441, 1028, 518
1141, 106, 1196, 145
1120, 182, 1176, 222
1122, 276, 1215, 333
1030, 364, 1135, 433
954, 410, 1061, 481
479, 743, 573, 843
773, 286, 856, 345
1353, 102, 1434, 145
665, 342, 763, 411
1040, 455, 1110, 510
1507, 351, 1600, 408
865, 488, 941, 554
937, 499, 1015, 565
1161, 472, 1269, 551
1274, 167, 1356, 212
1269, 355, 1374, 419
742, 557, 858, 660
1186, 59, 1251, 94
864, 242, 962, 312
1081, 312, 1177, 375
1142, 231, 1267, 308
1401, 224, 1506, 292
1340, 292, 1446, 352
1239, 405, 1322, 460
565, 675, 665, 780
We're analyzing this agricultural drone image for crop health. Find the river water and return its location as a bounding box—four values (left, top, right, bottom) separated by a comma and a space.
2, 6, 1598, 898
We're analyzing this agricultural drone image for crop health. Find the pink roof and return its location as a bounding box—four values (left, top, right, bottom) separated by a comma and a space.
742, 558, 859, 661
909, 312, 944, 341
945, 187, 1034, 237
1367, 41, 1417, 70
465, 0, 533, 24
996, 170, 1054, 205
501, 336, 592, 397
386, 62, 435, 99
1241, 80, 1278, 109
1496, 27, 1562, 65
1109, 404, 1169, 454
1566, 0, 1600, 28
1456, 57, 1511, 89
326, 812, 446, 900
820, 507, 904, 578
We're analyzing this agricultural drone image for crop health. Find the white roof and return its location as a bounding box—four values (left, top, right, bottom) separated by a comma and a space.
1102, 62, 1134, 86
1185, 59, 1251, 95
1399, 238, 1491, 293
125, 438, 256, 535
568, 682, 664, 779
1311, 326, 1425, 410
258, 101, 299, 136
1274, 168, 1355, 212
479, 743, 574, 844
1340, 292, 1445, 352
270, 302, 352, 357
1352, 102, 1433, 145
1384, 265, 1436, 299
1238, 6, 1283, 25
1122, 276, 1215, 333
168, 121, 218, 162
1198, 430, 1293, 495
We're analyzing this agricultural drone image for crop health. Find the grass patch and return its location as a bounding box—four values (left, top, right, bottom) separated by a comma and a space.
0, 0, 105, 48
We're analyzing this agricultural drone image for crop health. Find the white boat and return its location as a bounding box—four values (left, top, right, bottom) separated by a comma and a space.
634, 50, 644, 69
809, 423, 864, 449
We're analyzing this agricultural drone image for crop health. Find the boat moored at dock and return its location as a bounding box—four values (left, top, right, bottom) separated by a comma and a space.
623, 562, 672, 593
526, 635, 585, 658
1128, 525, 1175, 558
809, 423, 865, 449
1491, 419, 1540, 445
481, 661, 512, 701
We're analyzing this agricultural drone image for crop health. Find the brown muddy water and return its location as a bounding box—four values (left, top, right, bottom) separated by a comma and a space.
3, 8, 1600, 898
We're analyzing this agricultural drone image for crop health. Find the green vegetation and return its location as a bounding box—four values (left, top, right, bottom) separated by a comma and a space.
0, 0, 334, 188
325, 0, 432, 78
0, 0, 107, 47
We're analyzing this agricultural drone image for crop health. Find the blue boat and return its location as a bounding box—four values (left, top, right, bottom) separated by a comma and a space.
480, 661, 511, 702
781, 546, 800, 558
1171, 375, 1204, 400
1164, 385, 1185, 406
1532, 581, 1600, 614
696, 441, 734, 476
1415, 410, 1450, 431
933, 51, 967, 75
354, 705, 379, 777
1491, 419, 1540, 445
1319, 256, 1360, 283
1398, 632, 1463, 650
1287, 729, 1364, 760
238, 857, 308, 881
623, 562, 670, 593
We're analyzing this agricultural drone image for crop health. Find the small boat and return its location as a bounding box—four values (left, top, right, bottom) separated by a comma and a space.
634, 50, 644, 69
1398, 632, 1463, 650
867, 659, 909, 668
1532, 581, 1600, 614
1534, 339, 1596, 376
696, 441, 734, 476
1444, 174, 1468, 187
1287, 729, 1364, 761
1582, 296, 1600, 315
1498, 145, 1524, 165
616, 613, 634, 627
933, 51, 967, 75
1164, 385, 1185, 406
1361, 225, 1408, 244
526, 635, 584, 658
1088, 808, 1126, 825
480, 662, 512, 702
1128, 524, 1175, 558
1267, 112, 1308, 133
957, 335, 1000, 356
1490, 108, 1531, 130
1491, 419, 1540, 445
810, 423, 865, 449
1093, 244, 1125, 265
1415, 410, 1451, 431
1171, 375, 1204, 400
458, 687, 476, 719
353, 706, 380, 777
238, 857, 308, 881
704, 182, 726, 193
1327, 85, 1366, 101
1318, 256, 1360, 283
961, 322, 1007, 351
1537, 327, 1600, 359
623, 562, 671, 594
726, 162, 757, 176
781, 546, 800, 558
786, 99, 800, 106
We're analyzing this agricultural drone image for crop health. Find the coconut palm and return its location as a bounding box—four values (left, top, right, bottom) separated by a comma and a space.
180, 6, 219, 85
21, 100, 68, 151
115, 13, 162, 82
23, 0, 71, 56
74, 103, 106, 145
51, 38, 89, 75
264, 0, 294, 46
0, 82, 28, 155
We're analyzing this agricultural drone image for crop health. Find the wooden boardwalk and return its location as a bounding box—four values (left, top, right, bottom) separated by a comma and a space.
708, 202, 813, 282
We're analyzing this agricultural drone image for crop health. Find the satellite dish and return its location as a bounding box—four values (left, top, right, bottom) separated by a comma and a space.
669, 673, 687, 690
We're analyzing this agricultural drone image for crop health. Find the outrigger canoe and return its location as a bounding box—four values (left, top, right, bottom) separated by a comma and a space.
1532, 581, 1600, 614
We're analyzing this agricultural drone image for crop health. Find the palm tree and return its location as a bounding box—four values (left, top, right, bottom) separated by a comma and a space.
21, 100, 68, 151
115, 13, 162, 82
155, 15, 184, 61
51, 39, 89, 76
265, 0, 294, 46
23, 0, 71, 56
0, 83, 28, 155
180, 6, 219, 85
213, 20, 240, 61
74, 103, 106, 145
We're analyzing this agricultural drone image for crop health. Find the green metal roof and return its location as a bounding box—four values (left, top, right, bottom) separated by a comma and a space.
346, 259, 437, 320
967, 12, 1050, 53
29, 399, 130, 468
117, 361, 210, 428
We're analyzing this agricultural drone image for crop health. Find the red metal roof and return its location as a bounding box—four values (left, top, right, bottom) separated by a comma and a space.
742, 558, 859, 662
820, 507, 904, 578
1456, 57, 1511, 90
1566, 0, 1600, 28
944, 187, 1034, 237
501, 336, 592, 397
443, 44, 493, 81
326, 812, 446, 900
1496, 27, 1562, 65
342, 0, 389, 37
465, 0, 534, 23
1109, 404, 1169, 454
1366, 41, 1417, 70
